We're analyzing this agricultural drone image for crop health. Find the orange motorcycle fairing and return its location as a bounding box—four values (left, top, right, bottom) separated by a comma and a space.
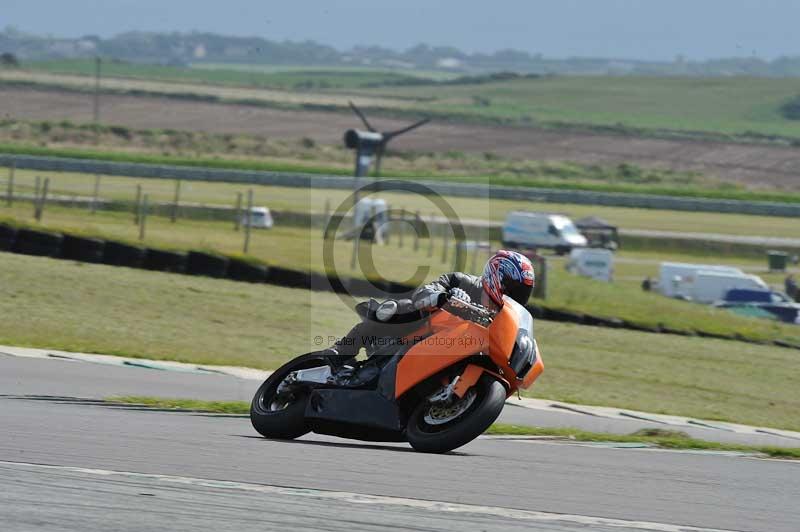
395, 302, 526, 399
395, 316, 489, 398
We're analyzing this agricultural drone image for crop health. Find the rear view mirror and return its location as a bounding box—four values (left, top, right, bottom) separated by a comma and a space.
547, 224, 558, 236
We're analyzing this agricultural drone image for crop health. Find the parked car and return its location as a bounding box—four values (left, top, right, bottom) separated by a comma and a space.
502, 212, 587, 255
241, 207, 274, 229
714, 289, 800, 324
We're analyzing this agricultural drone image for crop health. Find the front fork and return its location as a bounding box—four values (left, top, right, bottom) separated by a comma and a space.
429, 364, 507, 405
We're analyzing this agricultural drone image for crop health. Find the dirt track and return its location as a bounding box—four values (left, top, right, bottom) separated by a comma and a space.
1, 86, 799, 189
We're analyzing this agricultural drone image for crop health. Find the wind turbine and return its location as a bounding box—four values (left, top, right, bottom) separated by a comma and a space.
344, 101, 430, 179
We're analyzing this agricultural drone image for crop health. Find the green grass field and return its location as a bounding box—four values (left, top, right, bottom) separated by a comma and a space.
16, 62, 800, 140
351, 75, 800, 139
2, 252, 798, 431
2, 203, 799, 346
26, 60, 429, 90
6, 167, 800, 239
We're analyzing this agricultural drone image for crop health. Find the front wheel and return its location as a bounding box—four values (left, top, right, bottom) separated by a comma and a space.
406, 375, 506, 453
250, 353, 329, 440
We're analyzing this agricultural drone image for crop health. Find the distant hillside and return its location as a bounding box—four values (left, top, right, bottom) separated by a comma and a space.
3, 28, 800, 77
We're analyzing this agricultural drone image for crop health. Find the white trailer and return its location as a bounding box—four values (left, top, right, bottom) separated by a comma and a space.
567, 248, 614, 282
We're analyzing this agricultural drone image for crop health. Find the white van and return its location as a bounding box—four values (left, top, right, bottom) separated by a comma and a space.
658, 262, 744, 299
567, 248, 614, 282
241, 207, 274, 229
691, 271, 768, 304
502, 212, 587, 254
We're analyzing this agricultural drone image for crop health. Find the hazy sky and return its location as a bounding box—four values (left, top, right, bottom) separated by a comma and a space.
5, 0, 798, 61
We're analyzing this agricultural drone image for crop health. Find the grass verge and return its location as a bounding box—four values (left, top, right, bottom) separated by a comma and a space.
3, 253, 799, 430
3, 203, 798, 347
106, 397, 800, 459
112, 396, 250, 414
486, 424, 800, 459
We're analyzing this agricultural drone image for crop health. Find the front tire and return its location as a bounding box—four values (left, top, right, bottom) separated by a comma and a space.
406, 375, 506, 453
250, 353, 329, 440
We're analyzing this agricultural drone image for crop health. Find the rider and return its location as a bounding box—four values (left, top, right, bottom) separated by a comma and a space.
325, 250, 535, 367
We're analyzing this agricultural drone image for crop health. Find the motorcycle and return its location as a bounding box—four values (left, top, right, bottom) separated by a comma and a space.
250, 289, 544, 453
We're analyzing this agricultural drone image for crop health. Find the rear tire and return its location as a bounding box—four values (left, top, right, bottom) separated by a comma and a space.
406, 375, 506, 454
250, 353, 329, 440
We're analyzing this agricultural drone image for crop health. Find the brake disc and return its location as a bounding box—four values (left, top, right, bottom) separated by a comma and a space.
423, 389, 477, 425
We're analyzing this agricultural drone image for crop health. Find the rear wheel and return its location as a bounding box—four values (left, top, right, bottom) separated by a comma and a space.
406, 375, 506, 454
250, 353, 329, 440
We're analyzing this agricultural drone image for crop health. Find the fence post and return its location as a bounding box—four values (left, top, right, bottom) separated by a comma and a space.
35, 177, 49, 222
234, 192, 243, 231
427, 213, 434, 258
384, 203, 391, 245
91, 174, 101, 214
398, 207, 405, 248
6, 163, 14, 207
33, 176, 41, 217
454, 241, 466, 271
139, 194, 149, 240
537, 256, 548, 300
133, 185, 142, 225
243, 189, 253, 253
171, 179, 181, 223
469, 241, 480, 274
323, 198, 331, 237
413, 210, 420, 251
441, 224, 449, 263
350, 209, 361, 270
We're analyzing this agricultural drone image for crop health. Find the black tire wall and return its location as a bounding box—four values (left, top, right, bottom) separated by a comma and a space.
102, 241, 147, 268
227, 258, 269, 283
61, 235, 105, 263
186, 251, 229, 278
144, 248, 187, 273
12, 228, 63, 257
0, 224, 17, 251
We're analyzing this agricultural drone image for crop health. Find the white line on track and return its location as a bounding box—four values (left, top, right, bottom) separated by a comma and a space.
0, 460, 737, 532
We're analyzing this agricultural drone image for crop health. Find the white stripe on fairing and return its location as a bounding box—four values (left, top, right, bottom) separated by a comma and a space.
0, 460, 736, 532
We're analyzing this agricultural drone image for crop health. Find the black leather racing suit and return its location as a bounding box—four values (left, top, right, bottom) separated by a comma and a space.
333, 272, 484, 358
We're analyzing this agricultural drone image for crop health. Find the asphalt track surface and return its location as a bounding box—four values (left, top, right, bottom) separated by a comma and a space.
2, 355, 799, 531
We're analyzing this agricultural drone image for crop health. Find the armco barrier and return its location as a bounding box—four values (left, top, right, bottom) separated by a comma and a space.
4, 153, 800, 217
1, 221, 797, 350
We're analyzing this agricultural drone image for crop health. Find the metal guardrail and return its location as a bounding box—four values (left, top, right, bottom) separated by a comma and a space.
3, 153, 800, 217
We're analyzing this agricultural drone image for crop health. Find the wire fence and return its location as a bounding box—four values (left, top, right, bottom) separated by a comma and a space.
0, 167, 484, 271
2, 153, 800, 217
